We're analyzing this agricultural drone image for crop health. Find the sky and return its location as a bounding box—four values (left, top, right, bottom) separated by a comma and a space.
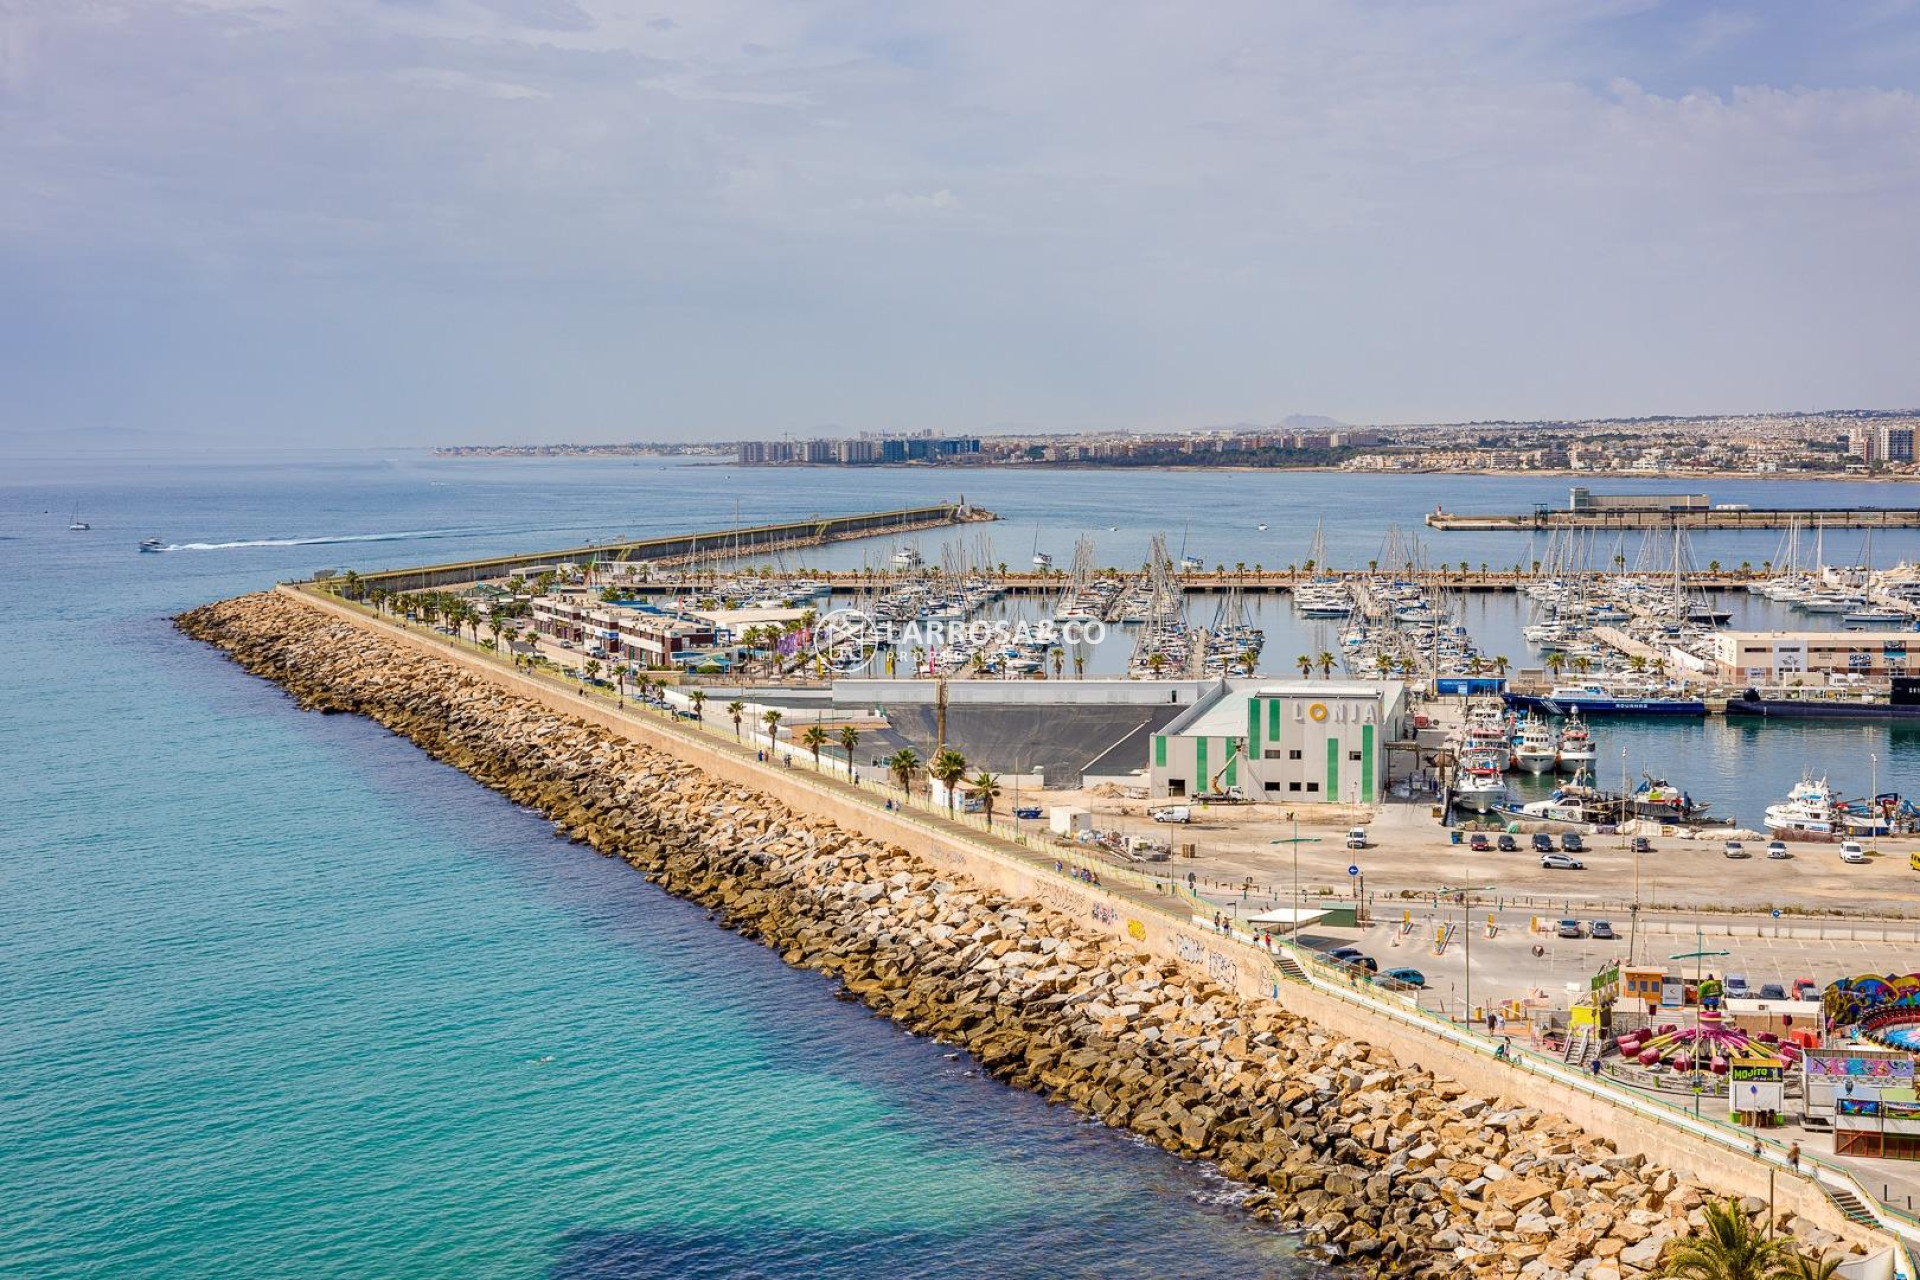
5, 0, 1920, 450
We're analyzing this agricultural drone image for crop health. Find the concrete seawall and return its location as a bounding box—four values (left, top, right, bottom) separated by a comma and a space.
177, 586, 1893, 1276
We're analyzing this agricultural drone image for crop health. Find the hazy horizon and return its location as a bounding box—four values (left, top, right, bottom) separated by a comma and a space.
7, 2, 1920, 450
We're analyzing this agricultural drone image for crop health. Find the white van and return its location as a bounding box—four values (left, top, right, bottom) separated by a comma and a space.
1152, 806, 1192, 824
1346, 827, 1368, 849
1840, 841, 1868, 864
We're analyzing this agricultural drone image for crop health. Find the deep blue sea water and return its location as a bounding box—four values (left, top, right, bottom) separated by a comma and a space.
5, 450, 1918, 1276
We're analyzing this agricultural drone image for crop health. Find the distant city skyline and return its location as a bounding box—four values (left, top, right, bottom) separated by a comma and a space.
6, 2, 1920, 451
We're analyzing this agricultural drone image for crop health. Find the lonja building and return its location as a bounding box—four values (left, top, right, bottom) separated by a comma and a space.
1148, 680, 1410, 803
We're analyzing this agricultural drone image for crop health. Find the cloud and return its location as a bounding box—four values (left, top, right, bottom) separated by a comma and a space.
3, 0, 1920, 445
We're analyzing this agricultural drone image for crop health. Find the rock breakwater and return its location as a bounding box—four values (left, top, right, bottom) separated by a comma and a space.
179, 591, 1868, 1278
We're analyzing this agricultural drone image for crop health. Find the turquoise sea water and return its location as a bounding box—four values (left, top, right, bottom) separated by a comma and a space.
1, 454, 1314, 1278
6, 451, 1917, 1275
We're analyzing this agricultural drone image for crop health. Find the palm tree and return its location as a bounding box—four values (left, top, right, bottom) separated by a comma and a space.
1147, 652, 1166, 677
888, 748, 919, 794
727, 699, 745, 739
1238, 650, 1257, 676
761, 707, 783, 750
1073, 651, 1085, 677
1656, 1197, 1786, 1279
1772, 1255, 1842, 1280
1050, 647, 1065, 678
689, 690, 707, 721
1492, 655, 1509, 678
838, 724, 861, 774
799, 724, 828, 768
968, 771, 1001, 823
931, 747, 968, 815
1374, 654, 1391, 677
583, 658, 601, 687
1316, 650, 1335, 679
1297, 654, 1313, 679
488, 617, 504, 650
1546, 652, 1567, 677
1573, 655, 1593, 675
341, 569, 361, 599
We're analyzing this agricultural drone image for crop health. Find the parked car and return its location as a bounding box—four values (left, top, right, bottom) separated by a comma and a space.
1590, 920, 1616, 940
1469, 833, 1493, 852
1793, 978, 1820, 1000
1561, 832, 1585, 853
1531, 833, 1555, 854
1840, 840, 1868, 863
1766, 840, 1790, 860
1496, 833, 1519, 852
1725, 974, 1752, 999
1346, 827, 1369, 849
1556, 918, 1584, 938
1327, 948, 1377, 973
1151, 806, 1192, 824
1758, 983, 1787, 1001
1630, 836, 1654, 854
1382, 967, 1427, 988
1541, 852, 1585, 870
1014, 806, 1043, 820
1724, 840, 1750, 859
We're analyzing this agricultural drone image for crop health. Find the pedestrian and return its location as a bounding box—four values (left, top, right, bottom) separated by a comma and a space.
1486, 1011, 1497, 1036
1788, 1141, 1800, 1172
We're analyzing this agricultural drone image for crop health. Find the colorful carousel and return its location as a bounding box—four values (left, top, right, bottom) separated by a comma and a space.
1826, 972, 1920, 1051
1608, 1011, 1796, 1077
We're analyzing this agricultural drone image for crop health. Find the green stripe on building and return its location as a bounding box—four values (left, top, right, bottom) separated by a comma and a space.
1247, 698, 1260, 756
1225, 738, 1238, 789
1361, 723, 1375, 803
1196, 737, 1209, 792
1154, 734, 1167, 768
1326, 737, 1340, 801
1268, 698, 1280, 739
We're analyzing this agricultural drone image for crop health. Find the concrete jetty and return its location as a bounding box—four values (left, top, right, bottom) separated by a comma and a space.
347, 502, 990, 594
175, 588, 1901, 1276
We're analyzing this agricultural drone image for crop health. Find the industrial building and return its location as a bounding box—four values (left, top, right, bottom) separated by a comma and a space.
1711, 631, 1910, 682
1566, 488, 1710, 512
1148, 680, 1410, 803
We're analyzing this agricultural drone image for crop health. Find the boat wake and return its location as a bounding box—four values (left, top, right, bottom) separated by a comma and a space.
150, 526, 554, 553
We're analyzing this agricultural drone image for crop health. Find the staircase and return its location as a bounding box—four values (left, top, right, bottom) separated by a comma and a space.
1822, 1182, 1880, 1228
1563, 1027, 1591, 1066
1271, 949, 1311, 984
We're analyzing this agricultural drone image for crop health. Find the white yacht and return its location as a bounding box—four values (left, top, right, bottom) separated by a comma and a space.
891, 546, 922, 568
1764, 775, 1835, 835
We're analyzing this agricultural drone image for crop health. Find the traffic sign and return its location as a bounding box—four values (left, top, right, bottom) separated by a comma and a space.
1348, 864, 1360, 877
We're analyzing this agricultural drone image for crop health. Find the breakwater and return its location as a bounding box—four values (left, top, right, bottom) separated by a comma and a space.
348, 502, 988, 594
178, 591, 1881, 1277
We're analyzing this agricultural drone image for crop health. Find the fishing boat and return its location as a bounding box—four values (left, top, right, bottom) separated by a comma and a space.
1630, 775, 1709, 822
1764, 775, 1836, 835
1555, 714, 1597, 772
1454, 751, 1508, 813
1511, 715, 1559, 775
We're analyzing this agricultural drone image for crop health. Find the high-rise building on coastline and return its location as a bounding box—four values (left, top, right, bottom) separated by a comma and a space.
736, 434, 983, 465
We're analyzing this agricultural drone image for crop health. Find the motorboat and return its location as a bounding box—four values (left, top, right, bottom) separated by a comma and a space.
891, 546, 922, 568
1765, 775, 1836, 835
138, 538, 164, 553
1512, 715, 1559, 774
1631, 776, 1709, 822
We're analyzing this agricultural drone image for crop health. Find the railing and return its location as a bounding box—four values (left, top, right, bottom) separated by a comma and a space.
299, 584, 1920, 1266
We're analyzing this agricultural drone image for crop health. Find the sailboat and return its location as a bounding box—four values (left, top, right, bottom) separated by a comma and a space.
1030, 524, 1052, 570
68, 505, 91, 531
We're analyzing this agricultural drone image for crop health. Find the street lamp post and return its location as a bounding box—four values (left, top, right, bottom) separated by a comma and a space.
1871, 751, 1880, 854
1441, 881, 1495, 1030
